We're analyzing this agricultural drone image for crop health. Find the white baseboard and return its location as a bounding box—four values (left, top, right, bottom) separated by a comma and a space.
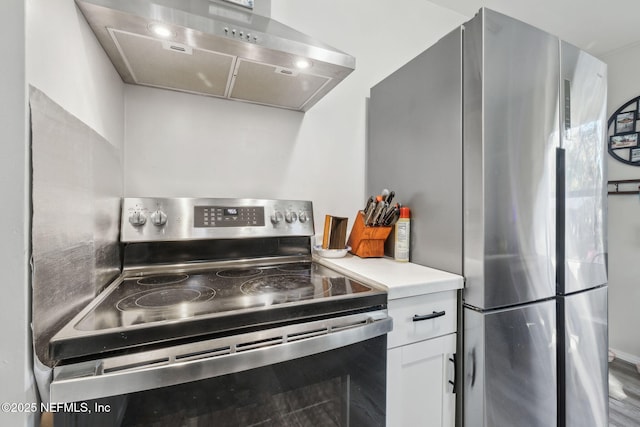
609, 347, 640, 365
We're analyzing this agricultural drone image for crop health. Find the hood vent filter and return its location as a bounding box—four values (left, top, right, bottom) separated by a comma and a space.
76, 0, 355, 111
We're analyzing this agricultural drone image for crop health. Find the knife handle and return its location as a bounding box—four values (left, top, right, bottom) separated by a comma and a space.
383, 206, 400, 226
365, 196, 383, 225
364, 203, 378, 225
386, 191, 395, 204
363, 196, 374, 214
371, 201, 388, 226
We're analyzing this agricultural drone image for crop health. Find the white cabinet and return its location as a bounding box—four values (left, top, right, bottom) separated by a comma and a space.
387, 291, 457, 427
311, 256, 463, 427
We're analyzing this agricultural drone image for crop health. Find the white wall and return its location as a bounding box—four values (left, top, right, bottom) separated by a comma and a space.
602, 44, 640, 363
0, 2, 36, 426
0, 1, 125, 425
27, 0, 125, 150
124, 0, 467, 232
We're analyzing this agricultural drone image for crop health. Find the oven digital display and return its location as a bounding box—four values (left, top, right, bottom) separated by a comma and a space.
194, 206, 265, 228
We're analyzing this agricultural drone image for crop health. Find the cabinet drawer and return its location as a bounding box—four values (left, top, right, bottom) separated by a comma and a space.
387, 290, 457, 349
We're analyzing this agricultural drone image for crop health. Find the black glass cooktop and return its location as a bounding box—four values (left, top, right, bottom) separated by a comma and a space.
50, 262, 387, 361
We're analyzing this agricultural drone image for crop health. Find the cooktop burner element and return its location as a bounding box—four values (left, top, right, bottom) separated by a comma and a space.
239, 274, 331, 300
116, 286, 217, 311
137, 274, 190, 286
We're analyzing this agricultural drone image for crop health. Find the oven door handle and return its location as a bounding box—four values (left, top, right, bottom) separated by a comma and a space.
50, 310, 392, 403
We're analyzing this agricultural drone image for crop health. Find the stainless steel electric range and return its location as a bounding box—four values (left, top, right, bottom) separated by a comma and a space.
49, 198, 391, 427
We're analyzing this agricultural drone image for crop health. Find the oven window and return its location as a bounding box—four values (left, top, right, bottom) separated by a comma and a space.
54, 336, 386, 427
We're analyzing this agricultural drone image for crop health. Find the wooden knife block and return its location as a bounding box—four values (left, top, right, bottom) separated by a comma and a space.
347, 211, 392, 258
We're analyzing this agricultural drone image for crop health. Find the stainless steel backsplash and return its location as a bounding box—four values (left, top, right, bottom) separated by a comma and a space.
30, 86, 122, 368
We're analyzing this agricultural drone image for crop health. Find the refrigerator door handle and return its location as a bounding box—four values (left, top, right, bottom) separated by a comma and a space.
556, 147, 566, 293
469, 348, 476, 387
412, 310, 446, 321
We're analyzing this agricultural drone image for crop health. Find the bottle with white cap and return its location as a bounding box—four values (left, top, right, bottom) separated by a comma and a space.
394, 207, 410, 262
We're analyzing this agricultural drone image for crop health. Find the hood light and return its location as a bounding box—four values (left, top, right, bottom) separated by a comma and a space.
149, 23, 174, 38
295, 59, 311, 69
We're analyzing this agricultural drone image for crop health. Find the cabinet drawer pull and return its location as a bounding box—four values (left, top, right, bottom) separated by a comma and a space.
412, 310, 445, 322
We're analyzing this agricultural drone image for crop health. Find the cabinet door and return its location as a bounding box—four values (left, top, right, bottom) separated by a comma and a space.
387, 333, 456, 427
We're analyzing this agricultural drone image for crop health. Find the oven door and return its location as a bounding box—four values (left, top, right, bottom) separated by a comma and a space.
50, 311, 391, 426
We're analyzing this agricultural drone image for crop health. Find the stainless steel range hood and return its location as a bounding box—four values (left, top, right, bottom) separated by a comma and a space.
75, 0, 356, 111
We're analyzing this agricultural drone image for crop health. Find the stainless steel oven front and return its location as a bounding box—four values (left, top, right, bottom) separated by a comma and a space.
48, 198, 391, 426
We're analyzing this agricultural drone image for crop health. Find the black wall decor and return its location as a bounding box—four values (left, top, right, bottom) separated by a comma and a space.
608, 95, 640, 166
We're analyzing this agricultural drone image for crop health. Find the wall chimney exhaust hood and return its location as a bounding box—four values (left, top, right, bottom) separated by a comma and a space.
75, 0, 356, 111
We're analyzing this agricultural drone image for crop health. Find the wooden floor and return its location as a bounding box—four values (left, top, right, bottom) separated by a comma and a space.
610, 359, 640, 426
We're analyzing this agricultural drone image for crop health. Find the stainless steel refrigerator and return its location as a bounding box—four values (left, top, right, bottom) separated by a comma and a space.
367, 8, 608, 427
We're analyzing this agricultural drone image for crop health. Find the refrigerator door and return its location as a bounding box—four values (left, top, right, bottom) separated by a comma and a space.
464, 299, 557, 427
367, 27, 463, 275
558, 286, 608, 427
559, 41, 608, 295
463, 9, 560, 310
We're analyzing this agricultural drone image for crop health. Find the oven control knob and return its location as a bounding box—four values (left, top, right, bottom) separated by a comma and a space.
150, 209, 167, 226
270, 211, 283, 224
129, 211, 147, 227
285, 211, 297, 223
298, 211, 309, 223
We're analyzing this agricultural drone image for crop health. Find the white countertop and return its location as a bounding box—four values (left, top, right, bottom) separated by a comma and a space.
313, 254, 463, 300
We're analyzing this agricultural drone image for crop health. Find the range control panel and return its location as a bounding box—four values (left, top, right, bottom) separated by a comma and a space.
121, 197, 314, 243
194, 206, 265, 228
